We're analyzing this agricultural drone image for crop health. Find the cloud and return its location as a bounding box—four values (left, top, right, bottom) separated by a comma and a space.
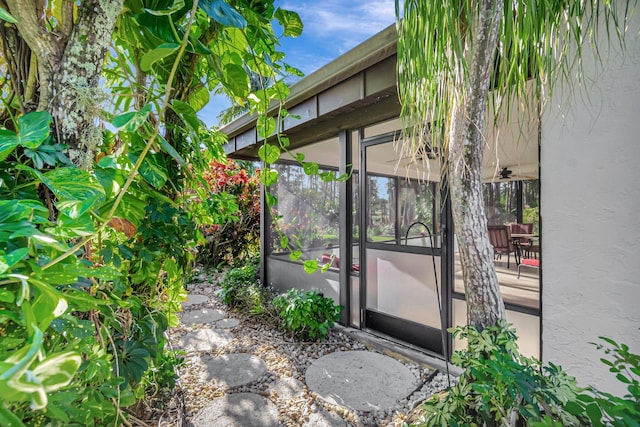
280, 0, 396, 52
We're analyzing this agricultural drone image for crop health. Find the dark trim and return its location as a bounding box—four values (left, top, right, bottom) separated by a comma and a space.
365, 241, 441, 256
451, 292, 540, 317
338, 130, 353, 325
537, 88, 544, 361
441, 174, 454, 360
260, 171, 268, 285
365, 309, 444, 354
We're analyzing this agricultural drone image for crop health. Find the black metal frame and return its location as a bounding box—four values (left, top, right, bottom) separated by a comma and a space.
359, 133, 448, 355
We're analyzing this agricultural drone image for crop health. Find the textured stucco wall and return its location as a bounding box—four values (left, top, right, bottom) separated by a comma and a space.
541, 14, 640, 394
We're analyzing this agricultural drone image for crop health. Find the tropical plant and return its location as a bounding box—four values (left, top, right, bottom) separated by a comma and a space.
417, 321, 584, 426
272, 289, 342, 341
199, 159, 261, 267
0, 0, 303, 423
396, 0, 634, 328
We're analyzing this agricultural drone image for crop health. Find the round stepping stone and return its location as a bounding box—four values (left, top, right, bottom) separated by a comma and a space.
303, 407, 348, 427
191, 392, 279, 427
305, 351, 418, 412
178, 328, 232, 352
267, 376, 305, 399
216, 318, 240, 329
182, 308, 225, 324
201, 353, 266, 388
182, 294, 208, 308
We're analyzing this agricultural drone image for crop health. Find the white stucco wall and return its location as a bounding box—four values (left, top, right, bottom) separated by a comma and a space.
541, 12, 640, 395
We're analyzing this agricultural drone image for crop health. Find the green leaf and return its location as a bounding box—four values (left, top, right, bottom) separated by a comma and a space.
260, 169, 278, 186
189, 85, 210, 112
303, 161, 319, 176
112, 104, 152, 131
0, 130, 19, 162
258, 144, 280, 164
275, 8, 303, 37
171, 100, 201, 133
0, 289, 15, 303
140, 43, 179, 72
41, 168, 105, 218
0, 7, 18, 24
129, 152, 168, 189
199, 0, 246, 29
49, 213, 95, 238
289, 250, 302, 261
0, 248, 28, 274
222, 63, 250, 98
257, 116, 276, 139
303, 259, 318, 274
143, 0, 185, 15
158, 135, 186, 167
18, 111, 52, 147
0, 403, 25, 427
265, 192, 277, 206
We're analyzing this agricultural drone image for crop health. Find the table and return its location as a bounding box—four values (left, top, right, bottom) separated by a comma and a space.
511, 234, 539, 261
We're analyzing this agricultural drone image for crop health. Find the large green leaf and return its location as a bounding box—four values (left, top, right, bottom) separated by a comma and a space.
0, 130, 19, 162
47, 213, 95, 238
0, 248, 29, 275
18, 111, 52, 147
275, 8, 303, 37
260, 168, 278, 186
140, 43, 179, 72
128, 152, 168, 189
199, 0, 246, 29
170, 100, 201, 133
222, 63, 250, 98
112, 104, 152, 132
188, 85, 210, 112
41, 168, 106, 219
0, 111, 52, 161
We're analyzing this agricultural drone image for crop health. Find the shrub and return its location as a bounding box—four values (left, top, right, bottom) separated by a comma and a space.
217, 263, 270, 315
558, 337, 640, 427
417, 321, 583, 426
272, 289, 342, 341
198, 160, 260, 267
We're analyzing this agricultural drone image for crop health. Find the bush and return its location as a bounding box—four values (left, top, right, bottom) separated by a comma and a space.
217, 263, 271, 315
198, 160, 260, 267
272, 289, 342, 341
558, 337, 640, 427
417, 321, 583, 426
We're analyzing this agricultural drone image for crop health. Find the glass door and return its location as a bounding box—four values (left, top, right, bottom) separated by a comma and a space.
359, 135, 446, 354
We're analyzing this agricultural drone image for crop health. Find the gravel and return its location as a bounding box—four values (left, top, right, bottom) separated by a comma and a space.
158, 267, 455, 426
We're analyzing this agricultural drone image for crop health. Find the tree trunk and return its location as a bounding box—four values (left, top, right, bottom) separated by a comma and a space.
448, 0, 506, 329
6, 0, 122, 168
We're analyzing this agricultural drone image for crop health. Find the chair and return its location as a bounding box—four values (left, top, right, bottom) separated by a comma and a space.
488, 225, 519, 268
518, 258, 540, 278
509, 223, 534, 256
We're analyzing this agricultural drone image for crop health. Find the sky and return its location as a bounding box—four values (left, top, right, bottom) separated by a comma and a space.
201, 0, 397, 127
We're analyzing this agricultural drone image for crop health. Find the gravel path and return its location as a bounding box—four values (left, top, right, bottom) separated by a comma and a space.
162, 267, 452, 426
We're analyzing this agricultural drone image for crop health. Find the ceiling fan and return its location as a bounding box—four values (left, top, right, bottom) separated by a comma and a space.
499, 167, 513, 179
495, 166, 537, 181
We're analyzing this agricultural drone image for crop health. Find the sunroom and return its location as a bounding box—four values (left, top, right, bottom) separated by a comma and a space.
222, 24, 541, 360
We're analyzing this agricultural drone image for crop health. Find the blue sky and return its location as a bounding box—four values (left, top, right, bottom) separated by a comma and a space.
201, 0, 397, 127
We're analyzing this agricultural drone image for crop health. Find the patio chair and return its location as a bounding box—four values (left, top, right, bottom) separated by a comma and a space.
509, 223, 534, 256
518, 258, 540, 278
488, 225, 519, 268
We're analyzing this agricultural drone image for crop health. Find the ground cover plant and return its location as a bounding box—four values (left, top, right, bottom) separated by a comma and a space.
414, 322, 640, 427
0, 1, 303, 424
273, 289, 342, 341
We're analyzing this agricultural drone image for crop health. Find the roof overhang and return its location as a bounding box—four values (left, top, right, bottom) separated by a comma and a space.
221, 24, 399, 159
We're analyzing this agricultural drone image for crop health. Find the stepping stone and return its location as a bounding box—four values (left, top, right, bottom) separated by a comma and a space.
182, 294, 208, 308
201, 353, 266, 388
305, 351, 418, 412
267, 376, 305, 399
191, 392, 279, 427
182, 308, 225, 324
303, 407, 348, 427
178, 328, 232, 352
216, 318, 240, 328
